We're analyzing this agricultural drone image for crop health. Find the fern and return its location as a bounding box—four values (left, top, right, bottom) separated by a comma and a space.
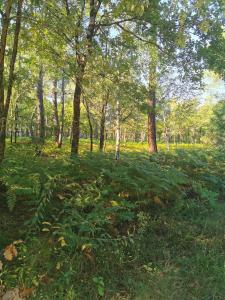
6, 187, 17, 212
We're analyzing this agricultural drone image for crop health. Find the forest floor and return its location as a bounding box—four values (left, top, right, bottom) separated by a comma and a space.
0, 139, 224, 300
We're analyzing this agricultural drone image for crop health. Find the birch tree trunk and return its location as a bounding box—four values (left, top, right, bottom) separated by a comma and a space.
37, 66, 45, 144
52, 79, 60, 145
115, 99, 120, 160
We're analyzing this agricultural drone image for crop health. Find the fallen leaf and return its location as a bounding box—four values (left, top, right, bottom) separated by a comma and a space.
2, 288, 23, 300
56, 262, 61, 270
4, 244, 18, 261
0, 260, 3, 270
58, 237, 67, 247
13, 240, 23, 245
153, 196, 165, 207
19, 287, 33, 298
42, 221, 51, 226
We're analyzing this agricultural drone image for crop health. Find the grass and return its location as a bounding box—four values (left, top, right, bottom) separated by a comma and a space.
0, 139, 224, 299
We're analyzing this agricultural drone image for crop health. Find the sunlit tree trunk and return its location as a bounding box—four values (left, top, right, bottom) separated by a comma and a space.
83, 98, 93, 152
14, 104, 19, 143
147, 44, 158, 153
53, 79, 60, 145
147, 19, 158, 154
99, 91, 109, 151
37, 66, 45, 144
115, 99, 120, 160
71, 0, 101, 156
58, 76, 65, 148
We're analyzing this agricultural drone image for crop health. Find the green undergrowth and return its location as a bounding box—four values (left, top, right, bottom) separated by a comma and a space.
0, 141, 224, 299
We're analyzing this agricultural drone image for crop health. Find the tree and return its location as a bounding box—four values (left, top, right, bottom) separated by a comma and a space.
0, 0, 24, 162
211, 100, 225, 147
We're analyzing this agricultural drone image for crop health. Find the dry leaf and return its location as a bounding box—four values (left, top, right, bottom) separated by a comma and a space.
0, 260, 3, 270
0, 284, 5, 297
56, 262, 61, 270
153, 196, 165, 207
42, 221, 51, 226
58, 237, 67, 247
2, 288, 23, 300
19, 287, 33, 298
13, 240, 23, 245
4, 244, 18, 261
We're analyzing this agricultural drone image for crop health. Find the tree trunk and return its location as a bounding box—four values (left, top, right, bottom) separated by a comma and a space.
115, 100, 120, 160
53, 79, 60, 145
58, 76, 65, 148
0, 0, 23, 162
147, 27, 158, 153
71, 64, 85, 155
71, 0, 101, 156
37, 66, 45, 144
99, 92, 109, 151
83, 98, 93, 152
14, 104, 19, 143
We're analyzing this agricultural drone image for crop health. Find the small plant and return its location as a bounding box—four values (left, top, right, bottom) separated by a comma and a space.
92, 276, 105, 297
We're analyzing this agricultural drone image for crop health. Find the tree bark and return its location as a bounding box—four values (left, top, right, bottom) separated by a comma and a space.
71, 0, 101, 156
83, 98, 93, 152
0, 0, 23, 162
147, 30, 158, 154
14, 103, 19, 143
58, 76, 65, 148
99, 91, 109, 151
52, 79, 60, 145
71, 62, 85, 155
115, 99, 120, 160
37, 66, 45, 144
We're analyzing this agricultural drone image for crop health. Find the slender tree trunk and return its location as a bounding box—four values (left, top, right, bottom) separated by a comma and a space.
99, 92, 109, 151
71, 0, 101, 156
147, 26, 158, 153
163, 114, 170, 150
83, 98, 93, 152
58, 76, 65, 148
115, 99, 120, 160
71, 64, 85, 155
14, 104, 19, 143
0, 0, 23, 162
37, 66, 45, 144
52, 79, 60, 145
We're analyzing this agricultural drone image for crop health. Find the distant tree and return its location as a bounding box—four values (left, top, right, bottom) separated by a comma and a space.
211, 100, 225, 147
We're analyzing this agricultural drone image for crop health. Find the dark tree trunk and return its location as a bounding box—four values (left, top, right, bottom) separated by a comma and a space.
58, 76, 65, 148
37, 66, 45, 144
52, 79, 60, 145
0, 0, 23, 162
147, 90, 157, 153
99, 92, 109, 151
14, 103, 19, 143
147, 29, 158, 154
71, 0, 101, 156
71, 64, 85, 155
83, 98, 93, 152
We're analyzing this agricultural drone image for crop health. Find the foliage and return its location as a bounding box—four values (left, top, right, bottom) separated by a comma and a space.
210, 100, 225, 148
0, 142, 224, 299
